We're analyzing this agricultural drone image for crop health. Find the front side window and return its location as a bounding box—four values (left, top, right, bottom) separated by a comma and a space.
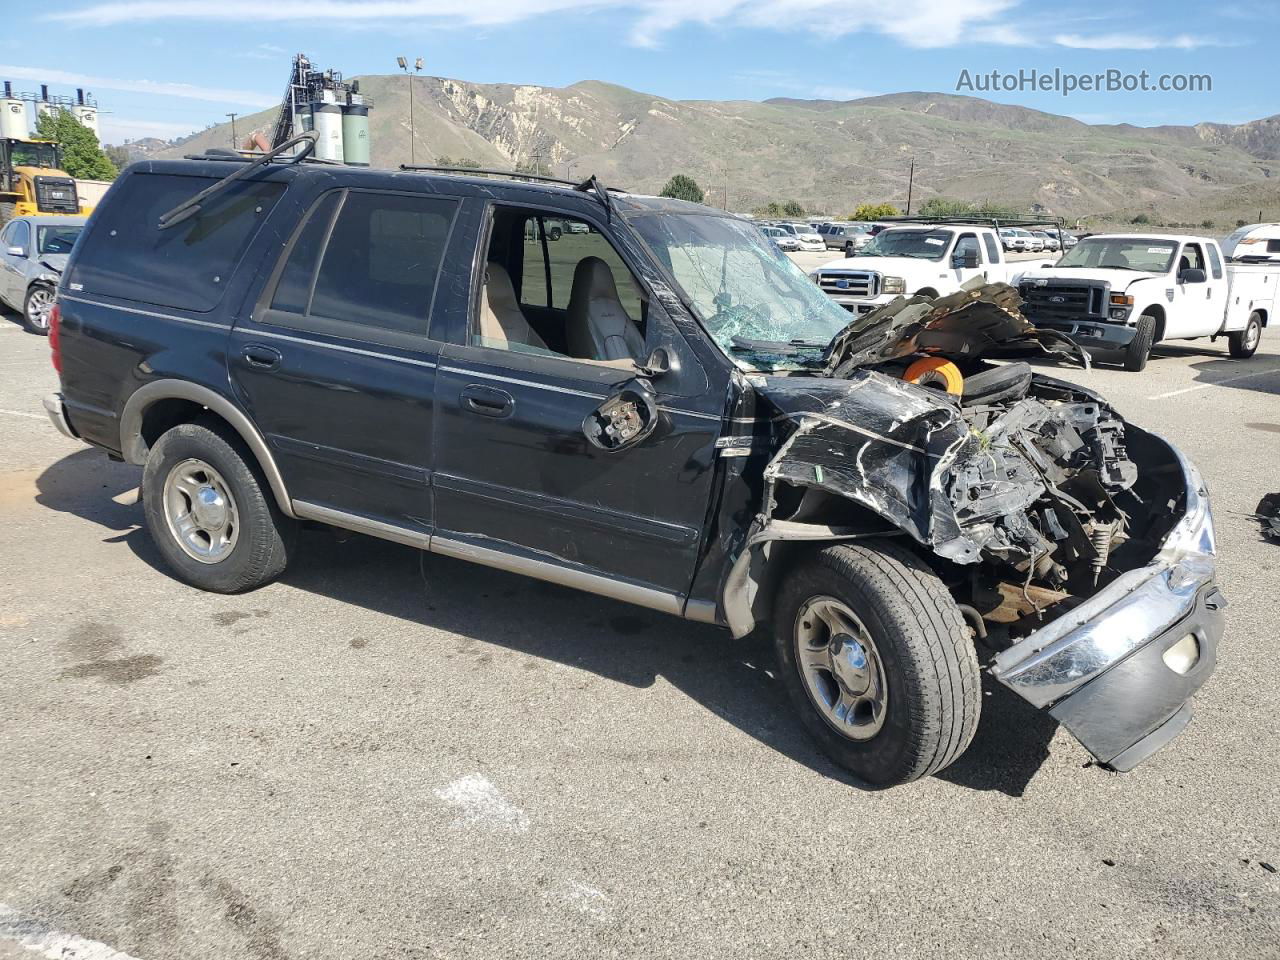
954, 234, 980, 263
629, 211, 850, 372
475, 208, 647, 365
1180, 244, 1205, 275
7, 220, 30, 252
857, 229, 953, 261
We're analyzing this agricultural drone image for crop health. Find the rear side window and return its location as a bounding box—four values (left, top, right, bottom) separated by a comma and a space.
982, 233, 1000, 262
1207, 244, 1224, 279
271, 191, 340, 314
308, 192, 457, 335
69, 173, 285, 312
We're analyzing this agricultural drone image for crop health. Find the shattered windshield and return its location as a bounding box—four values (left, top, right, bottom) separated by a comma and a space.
856, 229, 953, 260
1057, 238, 1177, 272
628, 212, 852, 371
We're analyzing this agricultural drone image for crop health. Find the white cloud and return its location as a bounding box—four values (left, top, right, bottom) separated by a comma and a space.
0, 64, 275, 107
100, 116, 200, 142
1052, 32, 1234, 50
52, 0, 1024, 49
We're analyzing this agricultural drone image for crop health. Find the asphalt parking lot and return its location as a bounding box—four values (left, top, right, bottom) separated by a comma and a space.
1, 302, 1278, 959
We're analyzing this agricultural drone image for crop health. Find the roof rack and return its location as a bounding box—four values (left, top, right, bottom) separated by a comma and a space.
399, 164, 627, 194
877, 214, 1069, 231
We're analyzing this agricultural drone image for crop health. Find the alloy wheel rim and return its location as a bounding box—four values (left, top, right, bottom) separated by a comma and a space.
27, 288, 53, 330
794, 596, 888, 741
163, 458, 240, 563
1247, 320, 1261, 351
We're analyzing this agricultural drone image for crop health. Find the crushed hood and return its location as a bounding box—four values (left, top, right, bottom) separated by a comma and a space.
821, 278, 1087, 374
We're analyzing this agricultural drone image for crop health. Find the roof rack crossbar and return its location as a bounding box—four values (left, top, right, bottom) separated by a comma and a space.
876, 214, 1068, 230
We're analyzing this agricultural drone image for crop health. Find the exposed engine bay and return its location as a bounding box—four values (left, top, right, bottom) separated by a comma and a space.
739, 280, 1186, 638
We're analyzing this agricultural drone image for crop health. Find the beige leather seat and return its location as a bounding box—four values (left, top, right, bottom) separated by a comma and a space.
477, 263, 548, 351
565, 257, 645, 362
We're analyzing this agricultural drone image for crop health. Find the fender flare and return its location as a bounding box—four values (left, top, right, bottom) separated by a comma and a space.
119, 379, 295, 518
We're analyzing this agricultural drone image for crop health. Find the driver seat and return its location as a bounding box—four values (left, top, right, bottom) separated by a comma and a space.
565, 257, 645, 362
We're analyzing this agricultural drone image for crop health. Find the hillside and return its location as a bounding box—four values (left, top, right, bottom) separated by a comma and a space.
157, 81, 1280, 223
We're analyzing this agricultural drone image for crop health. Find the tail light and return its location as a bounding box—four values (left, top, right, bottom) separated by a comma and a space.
49, 302, 62, 373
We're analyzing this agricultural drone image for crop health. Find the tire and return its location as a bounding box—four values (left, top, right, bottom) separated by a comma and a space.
773, 540, 980, 786
23, 284, 55, 336
915, 288, 939, 299
548, 226, 562, 241
1124, 312, 1157, 372
1228, 311, 1263, 359
844, 242, 855, 256
142, 419, 295, 593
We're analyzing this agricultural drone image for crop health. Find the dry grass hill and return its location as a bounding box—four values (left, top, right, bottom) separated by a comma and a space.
155, 77, 1280, 226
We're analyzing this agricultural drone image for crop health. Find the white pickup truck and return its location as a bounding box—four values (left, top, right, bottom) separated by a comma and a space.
1015, 233, 1279, 371
811, 223, 1035, 317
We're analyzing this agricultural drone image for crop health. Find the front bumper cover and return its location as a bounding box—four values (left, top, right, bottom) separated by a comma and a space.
1034, 318, 1137, 350
990, 439, 1222, 770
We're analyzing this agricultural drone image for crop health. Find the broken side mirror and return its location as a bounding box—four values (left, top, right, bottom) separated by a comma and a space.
582, 379, 659, 452
637, 346, 671, 379
1179, 268, 1206, 284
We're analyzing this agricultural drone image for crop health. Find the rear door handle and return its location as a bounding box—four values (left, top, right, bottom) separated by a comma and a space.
460, 384, 514, 418
242, 344, 282, 370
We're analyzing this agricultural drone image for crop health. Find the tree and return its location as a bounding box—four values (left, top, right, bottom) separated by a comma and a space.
1200, 219, 1215, 230
1131, 213, 1150, 224
780, 199, 806, 218
435, 155, 481, 169
102, 144, 132, 170
34, 109, 117, 181
515, 156, 551, 176
659, 174, 705, 204
850, 202, 899, 221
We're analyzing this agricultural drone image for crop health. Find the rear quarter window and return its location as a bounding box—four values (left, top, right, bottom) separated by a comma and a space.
68, 172, 286, 312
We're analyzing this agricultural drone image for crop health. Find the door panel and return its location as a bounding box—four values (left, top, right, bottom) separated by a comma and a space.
229, 188, 467, 533
432, 343, 722, 597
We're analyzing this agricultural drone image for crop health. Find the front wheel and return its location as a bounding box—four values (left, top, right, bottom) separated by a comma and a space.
773, 541, 980, 787
1228, 311, 1263, 359
1124, 312, 1157, 371
142, 420, 295, 593
23, 284, 55, 335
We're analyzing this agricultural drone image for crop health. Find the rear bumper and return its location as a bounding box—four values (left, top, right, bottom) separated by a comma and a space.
43, 392, 78, 440
990, 442, 1222, 770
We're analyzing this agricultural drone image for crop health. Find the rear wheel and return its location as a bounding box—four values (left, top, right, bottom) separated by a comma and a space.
773, 541, 980, 786
1228, 311, 1263, 359
23, 284, 55, 335
142, 420, 295, 593
1124, 312, 1157, 371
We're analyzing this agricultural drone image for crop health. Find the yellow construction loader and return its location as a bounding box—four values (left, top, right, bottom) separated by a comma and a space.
0, 138, 91, 223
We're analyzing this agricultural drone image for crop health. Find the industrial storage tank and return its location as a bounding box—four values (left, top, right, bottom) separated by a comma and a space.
1, 83, 26, 140
35, 86, 58, 121
311, 101, 343, 162
341, 103, 369, 166
71, 89, 99, 138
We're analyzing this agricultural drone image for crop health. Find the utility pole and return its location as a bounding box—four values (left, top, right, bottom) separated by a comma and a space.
565, 160, 576, 180
397, 56, 423, 164
530, 147, 545, 175
905, 156, 915, 215
226, 112, 238, 149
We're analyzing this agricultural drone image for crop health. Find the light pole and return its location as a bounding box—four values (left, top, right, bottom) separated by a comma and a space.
905, 156, 915, 215
397, 56, 423, 164
226, 112, 238, 150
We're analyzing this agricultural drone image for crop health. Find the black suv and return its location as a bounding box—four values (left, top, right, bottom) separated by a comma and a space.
43, 151, 1223, 786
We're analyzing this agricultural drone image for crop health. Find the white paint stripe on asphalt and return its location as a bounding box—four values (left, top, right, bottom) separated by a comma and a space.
0, 903, 143, 959
1148, 367, 1280, 400
0, 408, 43, 420
434, 773, 529, 832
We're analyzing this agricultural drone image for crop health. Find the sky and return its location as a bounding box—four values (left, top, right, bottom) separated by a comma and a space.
0, 0, 1275, 145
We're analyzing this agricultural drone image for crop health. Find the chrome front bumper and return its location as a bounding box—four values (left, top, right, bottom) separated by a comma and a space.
990, 440, 1223, 770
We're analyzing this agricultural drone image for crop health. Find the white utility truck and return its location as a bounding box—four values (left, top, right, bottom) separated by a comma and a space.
810, 218, 1053, 317
1015, 233, 1279, 371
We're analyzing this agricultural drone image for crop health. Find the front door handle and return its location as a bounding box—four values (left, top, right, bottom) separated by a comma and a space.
460, 384, 514, 418
242, 344, 282, 370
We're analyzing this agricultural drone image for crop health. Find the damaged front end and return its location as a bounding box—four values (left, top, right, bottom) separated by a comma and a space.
724, 280, 1222, 770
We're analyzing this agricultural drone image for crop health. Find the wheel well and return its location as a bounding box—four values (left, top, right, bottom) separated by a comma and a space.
139, 397, 207, 451
1141, 304, 1166, 342
915, 287, 939, 299
1254, 309, 1268, 327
